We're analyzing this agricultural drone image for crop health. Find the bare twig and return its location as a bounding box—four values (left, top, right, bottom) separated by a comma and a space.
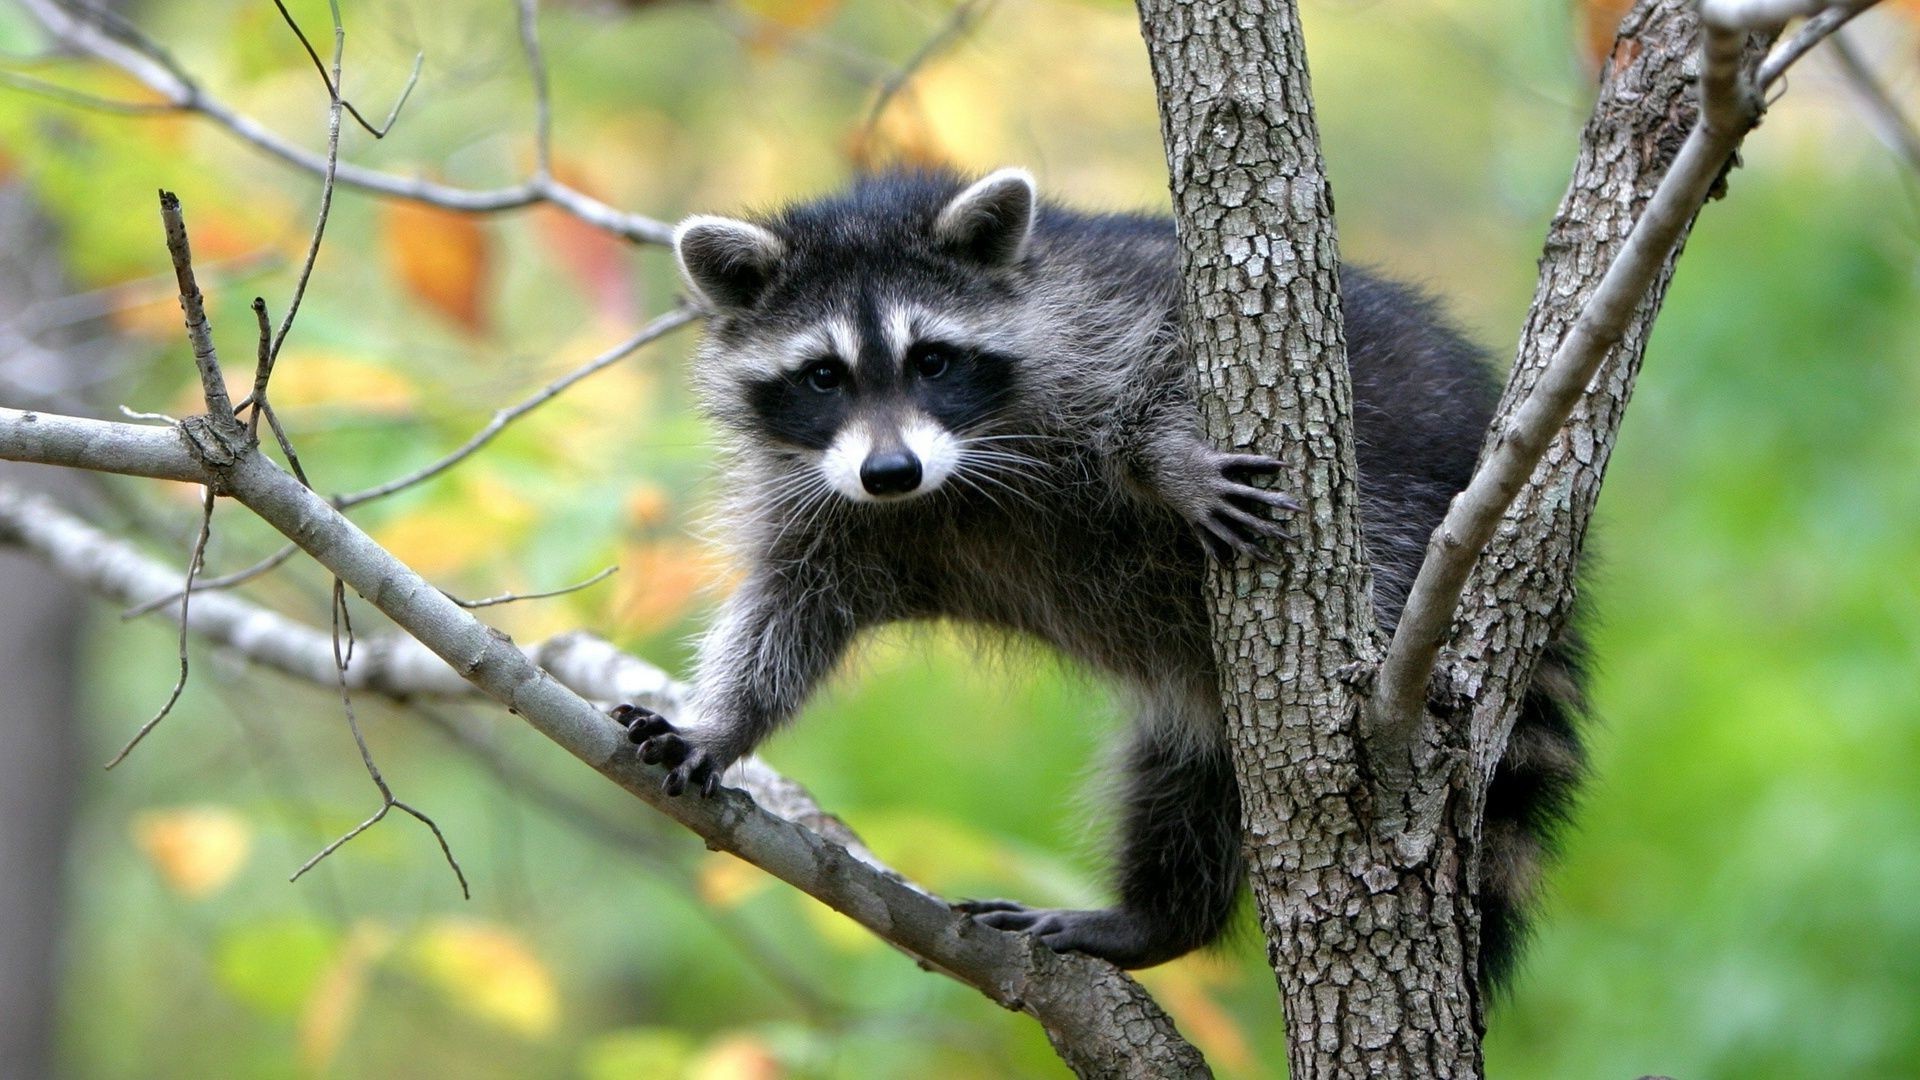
334, 305, 699, 510
1829, 31, 1920, 174
294, 580, 470, 897
117, 307, 696, 615
268, 0, 420, 138
121, 540, 297, 619
0, 67, 172, 113
12, 0, 674, 245
860, 0, 992, 145
517, 0, 554, 182
102, 486, 213, 769
157, 191, 238, 430
1366, 0, 1887, 842
450, 565, 617, 609
264, 0, 349, 372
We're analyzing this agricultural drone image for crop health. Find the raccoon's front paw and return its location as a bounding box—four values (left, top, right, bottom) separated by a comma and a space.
609, 704, 729, 798
1180, 451, 1301, 563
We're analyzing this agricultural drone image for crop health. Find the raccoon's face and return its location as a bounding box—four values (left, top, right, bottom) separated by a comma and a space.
674, 169, 1038, 505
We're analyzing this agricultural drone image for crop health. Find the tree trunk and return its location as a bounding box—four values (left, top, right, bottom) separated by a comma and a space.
0, 188, 86, 1080
1135, 0, 1762, 1075
1135, 2, 1481, 1075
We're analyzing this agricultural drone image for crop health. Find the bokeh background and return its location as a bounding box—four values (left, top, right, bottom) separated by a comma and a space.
1, 0, 1916, 1076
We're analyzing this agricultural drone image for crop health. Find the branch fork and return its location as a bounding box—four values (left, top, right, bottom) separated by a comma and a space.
1362, 0, 1884, 852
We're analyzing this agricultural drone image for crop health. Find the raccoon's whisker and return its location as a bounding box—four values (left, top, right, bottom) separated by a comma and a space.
766, 473, 837, 555
958, 452, 1048, 487
948, 469, 1010, 515
954, 459, 1044, 512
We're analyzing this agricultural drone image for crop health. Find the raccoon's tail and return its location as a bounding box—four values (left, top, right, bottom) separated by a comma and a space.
1477, 626, 1591, 990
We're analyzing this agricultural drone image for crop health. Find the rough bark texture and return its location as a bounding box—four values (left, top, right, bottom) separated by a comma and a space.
1133, 0, 1780, 1075
1135, 3, 1480, 1075
1452, 2, 1772, 826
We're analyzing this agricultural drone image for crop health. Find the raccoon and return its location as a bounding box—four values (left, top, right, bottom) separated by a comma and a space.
612, 167, 1587, 984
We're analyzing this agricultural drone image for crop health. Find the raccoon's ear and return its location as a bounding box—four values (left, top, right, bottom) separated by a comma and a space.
674, 215, 786, 311
934, 168, 1036, 266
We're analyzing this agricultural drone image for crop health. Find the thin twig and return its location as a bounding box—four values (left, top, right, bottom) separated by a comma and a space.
0, 67, 172, 113
122, 308, 695, 614
157, 191, 238, 429
12, 0, 673, 245
248, 298, 273, 439
1755, 2, 1871, 85
860, 0, 992, 145
449, 565, 617, 609
265, 0, 349, 368
1828, 30, 1920, 174
294, 579, 470, 896
516, 0, 553, 181
334, 305, 699, 509
1366, 0, 1888, 841
104, 486, 213, 768
120, 541, 297, 619
268, 0, 421, 138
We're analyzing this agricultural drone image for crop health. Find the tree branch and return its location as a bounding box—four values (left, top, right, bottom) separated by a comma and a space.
0, 427, 1207, 1077
1828, 30, 1920, 175
13, 0, 674, 245
1365, 0, 1883, 843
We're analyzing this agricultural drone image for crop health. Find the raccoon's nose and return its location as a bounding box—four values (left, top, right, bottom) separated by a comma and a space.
860, 450, 922, 497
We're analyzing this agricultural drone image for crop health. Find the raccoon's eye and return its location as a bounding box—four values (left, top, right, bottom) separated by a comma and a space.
909, 343, 953, 380
803, 360, 846, 393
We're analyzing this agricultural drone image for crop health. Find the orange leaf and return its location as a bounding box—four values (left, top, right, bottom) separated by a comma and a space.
384, 200, 492, 334
613, 539, 725, 636
410, 919, 560, 1037
133, 806, 252, 898
1576, 0, 1639, 74
689, 1034, 783, 1080
299, 922, 394, 1074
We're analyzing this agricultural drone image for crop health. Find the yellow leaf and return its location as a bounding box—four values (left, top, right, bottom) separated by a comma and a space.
372, 505, 506, 578
384, 200, 491, 334
411, 918, 559, 1038
299, 921, 394, 1075
264, 351, 419, 414
689, 1033, 783, 1080
133, 806, 252, 899
1576, 0, 1640, 74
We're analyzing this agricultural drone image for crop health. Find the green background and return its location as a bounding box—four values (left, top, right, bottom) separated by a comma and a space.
2, 0, 1916, 1076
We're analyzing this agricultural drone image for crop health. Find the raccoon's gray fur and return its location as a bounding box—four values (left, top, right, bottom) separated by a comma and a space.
613, 167, 1588, 985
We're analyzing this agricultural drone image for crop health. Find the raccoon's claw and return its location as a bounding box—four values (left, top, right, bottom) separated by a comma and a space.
957, 900, 1165, 968
609, 704, 726, 798
1190, 451, 1298, 563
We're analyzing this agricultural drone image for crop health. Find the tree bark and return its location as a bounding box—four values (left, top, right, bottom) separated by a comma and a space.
1135, 0, 1775, 1075
1135, 2, 1480, 1076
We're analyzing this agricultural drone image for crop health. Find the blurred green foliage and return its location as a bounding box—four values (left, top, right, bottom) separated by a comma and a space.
2, 0, 1917, 1076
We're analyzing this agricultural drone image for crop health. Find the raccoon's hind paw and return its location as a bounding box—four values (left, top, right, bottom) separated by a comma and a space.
956, 900, 1166, 969
609, 704, 727, 798
1184, 451, 1300, 564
